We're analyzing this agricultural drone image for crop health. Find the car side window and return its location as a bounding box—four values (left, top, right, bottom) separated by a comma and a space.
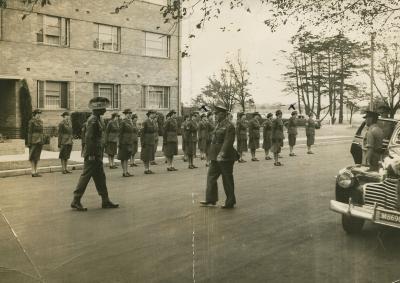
355, 122, 366, 136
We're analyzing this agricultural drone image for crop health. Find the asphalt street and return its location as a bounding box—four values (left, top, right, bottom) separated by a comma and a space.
1, 138, 400, 283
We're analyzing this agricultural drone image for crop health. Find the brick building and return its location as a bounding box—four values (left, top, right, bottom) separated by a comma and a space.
0, 0, 181, 138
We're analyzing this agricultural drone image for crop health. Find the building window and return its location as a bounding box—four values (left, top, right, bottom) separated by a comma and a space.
94, 84, 120, 109
145, 32, 169, 58
94, 24, 120, 52
37, 81, 69, 109
36, 14, 69, 46
141, 86, 170, 109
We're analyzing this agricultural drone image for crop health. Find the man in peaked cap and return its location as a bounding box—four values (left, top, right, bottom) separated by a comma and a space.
71, 97, 119, 211
200, 104, 238, 209
362, 110, 383, 171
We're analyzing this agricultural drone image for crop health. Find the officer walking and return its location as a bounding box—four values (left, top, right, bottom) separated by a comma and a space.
248, 112, 261, 161
28, 109, 44, 177
58, 111, 73, 174
200, 105, 237, 209
363, 110, 384, 171
105, 112, 120, 169
287, 111, 298, 156
71, 97, 119, 211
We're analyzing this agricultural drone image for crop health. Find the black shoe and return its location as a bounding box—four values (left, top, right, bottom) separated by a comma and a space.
102, 200, 119, 209
71, 197, 87, 211
144, 170, 154, 174
150, 161, 157, 165
62, 170, 68, 174
265, 156, 272, 160
221, 204, 235, 209
200, 201, 216, 206
122, 172, 133, 177
32, 173, 42, 177
251, 158, 259, 162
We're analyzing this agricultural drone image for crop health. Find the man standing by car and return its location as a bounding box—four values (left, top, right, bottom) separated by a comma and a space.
200, 104, 237, 209
363, 111, 384, 171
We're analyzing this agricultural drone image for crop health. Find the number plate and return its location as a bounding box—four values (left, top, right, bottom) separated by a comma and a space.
376, 210, 400, 226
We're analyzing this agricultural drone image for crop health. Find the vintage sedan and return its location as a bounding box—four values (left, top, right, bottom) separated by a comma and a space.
330, 117, 400, 233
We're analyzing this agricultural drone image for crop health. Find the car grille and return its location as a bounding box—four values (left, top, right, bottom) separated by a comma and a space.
364, 179, 399, 210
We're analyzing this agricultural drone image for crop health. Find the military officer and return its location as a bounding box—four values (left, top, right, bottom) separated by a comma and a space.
363, 111, 384, 171
200, 105, 237, 209
130, 113, 139, 167
163, 110, 179, 171
71, 97, 119, 211
151, 113, 160, 165
248, 112, 261, 161
205, 112, 215, 167
58, 111, 73, 174
141, 110, 157, 174
198, 113, 209, 161
305, 112, 316, 154
262, 113, 273, 160
28, 109, 44, 177
287, 111, 298, 156
118, 109, 134, 177
271, 110, 285, 166
181, 115, 190, 162
236, 112, 248, 163
184, 112, 199, 169
105, 112, 120, 169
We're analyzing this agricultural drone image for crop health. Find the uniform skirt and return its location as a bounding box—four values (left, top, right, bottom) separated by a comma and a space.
248, 138, 260, 150
105, 142, 118, 156
164, 142, 178, 157
271, 139, 283, 154
132, 141, 138, 156
198, 138, 207, 152
118, 144, 133, 160
262, 136, 272, 151
307, 134, 315, 146
237, 138, 248, 152
141, 144, 155, 162
59, 144, 72, 160
185, 141, 197, 156
29, 144, 43, 161
288, 134, 297, 146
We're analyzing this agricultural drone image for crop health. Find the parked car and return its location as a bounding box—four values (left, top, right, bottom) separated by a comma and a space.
330, 117, 400, 233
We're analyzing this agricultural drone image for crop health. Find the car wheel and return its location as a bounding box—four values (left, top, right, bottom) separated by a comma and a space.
342, 214, 364, 234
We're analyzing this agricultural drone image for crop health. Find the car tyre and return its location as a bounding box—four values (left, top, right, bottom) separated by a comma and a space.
342, 214, 364, 234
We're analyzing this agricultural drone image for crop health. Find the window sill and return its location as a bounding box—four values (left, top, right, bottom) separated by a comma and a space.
38, 108, 69, 111
36, 42, 70, 48
95, 49, 121, 54
143, 55, 170, 60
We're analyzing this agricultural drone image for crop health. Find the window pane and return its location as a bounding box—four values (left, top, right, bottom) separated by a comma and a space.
145, 33, 168, 58
46, 35, 60, 45
46, 16, 59, 27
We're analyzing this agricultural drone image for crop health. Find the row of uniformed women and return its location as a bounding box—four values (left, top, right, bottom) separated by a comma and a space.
236, 110, 317, 166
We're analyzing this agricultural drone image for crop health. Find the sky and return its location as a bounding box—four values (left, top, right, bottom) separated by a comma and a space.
180, 3, 299, 106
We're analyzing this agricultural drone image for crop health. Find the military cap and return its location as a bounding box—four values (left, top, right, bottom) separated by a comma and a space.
61, 111, 70, 117
267, 113, 273, 118
253, 111, 261, 117
276, 109, 282, 116
131, 113, 138, 119
111, 112, 120, 118
167, 109, 176, 117
291, 111, 298, 116
88, 97, 110, 110
214, 104, 228, 113
200, 113, 207, 118
32, 109, 42, 115
190, 111, 199, 117
122, 108, 132, 114
362, 110, 380, 119
146, 109, 156, 116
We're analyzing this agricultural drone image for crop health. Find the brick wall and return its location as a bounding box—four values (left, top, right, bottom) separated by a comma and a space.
0, 0, 180, 129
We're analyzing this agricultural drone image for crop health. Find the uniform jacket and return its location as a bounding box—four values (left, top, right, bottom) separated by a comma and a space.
305, 118, 316, 136
198, 121, 208, 141
58, 119, 73, 146
153, 119, 159, 141
287, 116, 298, 135
163, 118, 178, 143
208, 118, 236, 161
84, 114, 105, 158
119, 118, 134, 145
141, 118, 156, 146
105, 119, 119, 143
27, 117, 44, 146
248, 118, 260, 140
207, 120, 215, 142
81, 123, 87, 146
184, 120, 198, 143
271, 118, 285, 140
262, 119, 273, 140
236, 120, 248, 141
363, 123, 384, 152
132, 122, 139, 143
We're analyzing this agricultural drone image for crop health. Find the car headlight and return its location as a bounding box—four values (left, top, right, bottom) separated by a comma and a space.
337, 169, 354, 189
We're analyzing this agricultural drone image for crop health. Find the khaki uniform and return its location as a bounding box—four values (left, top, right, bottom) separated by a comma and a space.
104, 119, 119, 156
58, 119, 73, 160
163, 117, 178, 157
184, 120, 198, 156
287, 116, 297, 146
140, 118, 156, 162
271, 118, 284, 153
305, 118, 316, 146
363, 123, 384, 171
248, 118, 260, 150
236, 120, 248, 152
118, 118, 134, 161
262, 119, 272, 150
28, 117, 44, 161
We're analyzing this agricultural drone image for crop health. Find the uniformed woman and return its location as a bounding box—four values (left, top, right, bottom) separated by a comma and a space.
118, 109, 134, 177
184, 112, 199, 169
105, 112, 120, 169
28, 109, 44, 177
305, 112, 316, 154
236, 112, 248, 163
151, 113, 159, 165
163, 110, 179, 171
248, 112, 261, 161
205, 112, 214, 167
58, 111, 73, 174
141, 110, 157, 174
262, 113, 273, 160
130, 113, 139, 167
271, 110, 285, 166
287, 111, 298, 156
181, 115, 190, 162
198, 113, 208, 161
